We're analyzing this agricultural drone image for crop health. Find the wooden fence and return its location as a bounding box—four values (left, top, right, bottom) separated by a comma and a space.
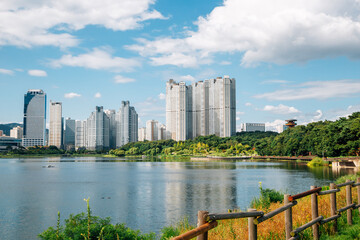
173, 178, 360, 240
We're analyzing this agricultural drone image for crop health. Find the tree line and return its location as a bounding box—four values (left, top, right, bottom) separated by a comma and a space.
113, 111, 360, 157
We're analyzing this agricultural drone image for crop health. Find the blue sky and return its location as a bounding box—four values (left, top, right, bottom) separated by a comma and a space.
1, 0, 360, 131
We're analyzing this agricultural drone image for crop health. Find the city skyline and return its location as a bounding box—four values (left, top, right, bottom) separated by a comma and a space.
1, 0, 360, 131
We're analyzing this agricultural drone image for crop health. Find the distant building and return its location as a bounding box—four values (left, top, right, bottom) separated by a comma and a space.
22, 89, 46, 147
0, 137, 21, 151
285, 119, 297, 128
104, 109, 117, 149
49, 101, 63, 149
0, 130, 3, 136
241, 123, 265, 132
116, 101, 138, 147
166, 76, 236, 140
64, 118, 76, 150
146, 120, 158, 141
138, 127, 146, 141
86, 106, 110, 151
10, 126, 23, 139
158, 124, 167, 140
75, 120, 87, 149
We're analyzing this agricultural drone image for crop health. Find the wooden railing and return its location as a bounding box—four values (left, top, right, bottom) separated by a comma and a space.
173, 178, 360, 240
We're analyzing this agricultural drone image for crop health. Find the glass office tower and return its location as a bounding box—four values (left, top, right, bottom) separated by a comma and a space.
22, 89, 46, 147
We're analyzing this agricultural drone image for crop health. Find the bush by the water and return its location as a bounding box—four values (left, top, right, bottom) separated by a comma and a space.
251, 183, 283, 209
39, 199, 155, 240
307, 157, 330, 167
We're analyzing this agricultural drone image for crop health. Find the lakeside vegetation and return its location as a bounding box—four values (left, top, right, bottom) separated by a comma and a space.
2, 112, 359, 159
40, 173, 360, 240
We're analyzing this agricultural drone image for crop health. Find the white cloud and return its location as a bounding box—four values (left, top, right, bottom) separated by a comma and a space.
94, 92, 101, 98
114, 75, 136, 83
245, 102, 252, 107
28, 69, 47, 77
0, 0, 165, 48
236, 111, 245, 115
261, 80, 290, 84
220, 61, 231, 65
236, 117, 240, 121
265, 119, 285, 133
313, 110, 323, 120
64, 92, 81, 99
255, 79, 360, 100
158, 93, 166, 100
50, 47, 140, 72
0, 68, 14, 75
263, 104, 300, 115
129, 0, 360, 67
179, 75, 196, 82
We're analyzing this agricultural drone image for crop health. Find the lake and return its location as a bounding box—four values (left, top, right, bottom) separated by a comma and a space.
0, 157, 354, 239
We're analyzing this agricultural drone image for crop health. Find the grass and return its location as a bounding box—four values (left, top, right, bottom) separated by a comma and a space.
307, 157, 330, 167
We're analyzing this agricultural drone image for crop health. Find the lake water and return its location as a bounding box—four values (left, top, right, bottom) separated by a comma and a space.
0, 157, 354, 239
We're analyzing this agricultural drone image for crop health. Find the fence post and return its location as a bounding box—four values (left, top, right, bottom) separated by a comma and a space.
197, 211, 209, 240
330, 183, 337, 233
311, 186, 319, 240
346, 180, 353, 225
357, 177, 360, 215
284, 194, 292, 239
248, 208, 257, 240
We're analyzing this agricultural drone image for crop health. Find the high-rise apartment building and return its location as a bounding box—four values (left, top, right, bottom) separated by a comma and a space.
49, 101, 63, 148
145, 120, 158, 141
75, 120, 87, 149
86, 106, 110, 151
116, 101, 138, 147
158, 124, 167, 140
64, 118, 76, 150
104, 109, 116, 149
22, 89, 46, 147
241, 123, 265, 132
10, 126, 23, 139
166, 76, 236, 140
138, 127, 146, 141
166, 80, 192, 141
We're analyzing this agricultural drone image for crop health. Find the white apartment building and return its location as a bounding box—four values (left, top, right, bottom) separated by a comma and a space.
241, 123, 265, 132
86, 106, 110, 151
145, 120, 158, 141
49, 101, 63, 148
75, 120, 87, 149
10, 126, 23, 139
166, 76, 236, 140
116, 101, 138, 147
104, 109, 116, 149
138, 127, 146, 141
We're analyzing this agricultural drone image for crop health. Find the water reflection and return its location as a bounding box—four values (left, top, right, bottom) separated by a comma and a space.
0, 158, 355, 240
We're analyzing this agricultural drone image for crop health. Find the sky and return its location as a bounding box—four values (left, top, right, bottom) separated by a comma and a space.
1, 0, 360, 131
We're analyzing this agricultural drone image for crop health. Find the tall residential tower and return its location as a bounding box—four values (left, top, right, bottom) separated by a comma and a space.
49, 101, 63, 148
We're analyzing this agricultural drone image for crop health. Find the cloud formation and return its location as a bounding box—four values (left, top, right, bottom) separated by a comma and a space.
114, 75, 136, 83
64, 92, 81, 99
94, 92, 101, 98
0, 68, 14, 75
129, 0, 360, 67
28, 69, 47, 77
0, 0, 165, 48
255, 79, 360, 100
263, 104, 300, 115
50, 47, 140, 72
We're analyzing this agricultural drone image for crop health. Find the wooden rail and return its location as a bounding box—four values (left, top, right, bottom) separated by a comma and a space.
173, 177, 360, 240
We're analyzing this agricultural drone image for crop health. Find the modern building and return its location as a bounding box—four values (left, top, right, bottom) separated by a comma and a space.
49, 101, 63, 148
158, 124, 167, 140
241, 123, 265, 132
64, 118, 76, 150
22, 89, 46, 147
10, 126, 23, 139
138, 127, 146, 141
166, 80, 192, 141
0, 137, 21, 151
86, 106, 110, 151
145, 120, 159, 141
116, 101, 138, 147
285, 119, 297, 128
166, 76, 236, 140
0, 130, 3, 136
75, 120, 87, 149
104, 109, 117, 149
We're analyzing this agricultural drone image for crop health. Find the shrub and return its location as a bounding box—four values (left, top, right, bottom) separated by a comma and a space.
251, 182, 283, 209
307, 157, 329, 167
